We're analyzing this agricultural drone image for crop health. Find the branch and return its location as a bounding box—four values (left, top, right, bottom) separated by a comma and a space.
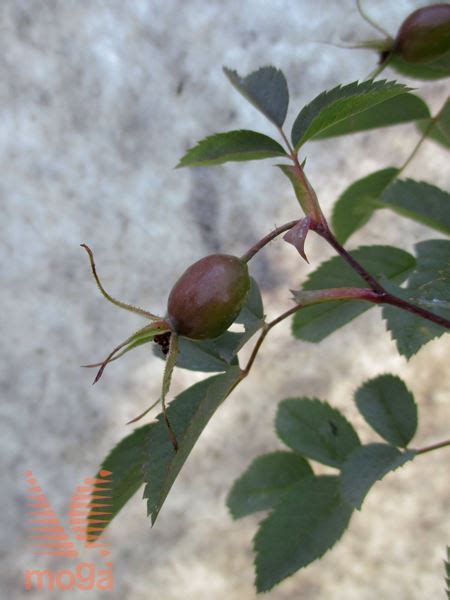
240, 220, 299, 263
312, 223, 386, 293
398, 99, 449, 175
241, 303, 306, 376
313, 223, 450, 329
381, 293, 450, 329
243, 219, 450, 330
415, 439, 450, 455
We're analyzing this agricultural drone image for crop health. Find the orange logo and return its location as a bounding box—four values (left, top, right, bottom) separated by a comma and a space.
24, 469, 114, 592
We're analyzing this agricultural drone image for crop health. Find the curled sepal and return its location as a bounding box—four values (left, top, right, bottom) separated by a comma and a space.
283, 217, 311, 262
81, 243, 161, 321
83, 321, 170, 383
277, 164, 325, 224
161, 333, 180, 450
127, 332, 180, 452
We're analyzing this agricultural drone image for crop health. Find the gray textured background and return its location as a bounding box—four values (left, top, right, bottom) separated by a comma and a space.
2, 1, 449, 598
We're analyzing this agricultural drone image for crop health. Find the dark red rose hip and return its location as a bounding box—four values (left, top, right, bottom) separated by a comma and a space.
167, 254, 250, 340
393, 4, 450, 63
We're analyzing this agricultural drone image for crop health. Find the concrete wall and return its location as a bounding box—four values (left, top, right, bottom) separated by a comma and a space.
2, 1, 449, 598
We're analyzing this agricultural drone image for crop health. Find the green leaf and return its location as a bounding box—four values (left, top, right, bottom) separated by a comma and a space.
143, 367, 242, 524
229, 276, 265, 355
291, 79, 411, 149
236, 276, 264, 324
340, 444, 416, 510
312, 93, 430, 139
381, 180, 450, 235
292, 245, 415, 342
177, 130, 287, 167
153, 335, 233, 372
332, 175, 450, 243
355, 375, 417, 447
223, 66, 289, 127
254, 475, 353, 592
276, 398, 360, 468
408, 239, 450, 293
87, 425, 152, 540
383, 239, 450, 358
383, 294, 449, 359
227, 452, 313, 519
332, 168, 399, 243
417, 98, 450, 149
389, 52, 450, 81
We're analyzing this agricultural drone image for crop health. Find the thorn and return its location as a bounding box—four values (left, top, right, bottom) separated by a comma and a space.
283, 216, 311, 263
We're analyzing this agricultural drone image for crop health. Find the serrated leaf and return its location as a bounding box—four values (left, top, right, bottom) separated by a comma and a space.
276, 398, 360, 468
389, 52, 450, 80
177, 130, 287, 167
87, 425, 152, 540
254, 475, 353, 592
312, 93, 430, 139
408, 239, 450, 293
332, 168, 399, 243
340, 443, 416, 510
383, 239, 450, 358
355, 375, 417, 447
227, 452, 313, 519
292, 246, 415, 342
223, 66, 289, 127
417, 98, 450, 149
381, 180, 450, 235
291, 79, 411, 149
143, 367, 242, 523
383, 299, 449, 359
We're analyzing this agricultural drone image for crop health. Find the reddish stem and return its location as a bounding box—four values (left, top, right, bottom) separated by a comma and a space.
240, 220, 299, 263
